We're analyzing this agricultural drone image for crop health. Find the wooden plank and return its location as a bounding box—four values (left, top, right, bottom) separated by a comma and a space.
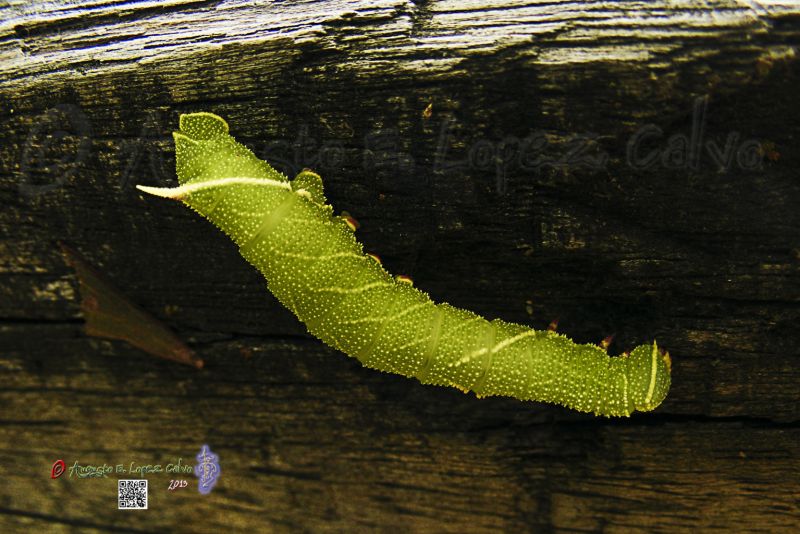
0, 0, 799, 531
1, 325, 798, 532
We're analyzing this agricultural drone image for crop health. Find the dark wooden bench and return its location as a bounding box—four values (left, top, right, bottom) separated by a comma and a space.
1, 1, 798, 531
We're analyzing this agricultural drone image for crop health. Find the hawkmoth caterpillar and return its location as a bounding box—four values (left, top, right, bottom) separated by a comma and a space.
137, 112, 671, 417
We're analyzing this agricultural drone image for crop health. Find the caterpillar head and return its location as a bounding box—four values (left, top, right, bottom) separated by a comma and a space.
625, 341, 672, 413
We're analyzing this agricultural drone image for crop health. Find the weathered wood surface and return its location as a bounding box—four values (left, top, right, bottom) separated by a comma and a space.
1, 1, 799, 532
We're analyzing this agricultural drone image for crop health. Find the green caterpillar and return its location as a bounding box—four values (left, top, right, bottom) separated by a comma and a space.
137, 112, 671, 417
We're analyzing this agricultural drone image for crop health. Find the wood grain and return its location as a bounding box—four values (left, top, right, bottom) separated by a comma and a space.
1, 0, 799, 531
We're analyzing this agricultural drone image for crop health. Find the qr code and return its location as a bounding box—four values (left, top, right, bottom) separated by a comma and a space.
118, 479, 148, 510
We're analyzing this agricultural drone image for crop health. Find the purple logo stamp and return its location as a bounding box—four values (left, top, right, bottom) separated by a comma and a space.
193, 444, 220, 495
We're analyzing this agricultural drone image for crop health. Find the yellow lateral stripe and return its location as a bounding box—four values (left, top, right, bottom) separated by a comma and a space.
644, 341, 659, 406
135, 176, 291, 199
